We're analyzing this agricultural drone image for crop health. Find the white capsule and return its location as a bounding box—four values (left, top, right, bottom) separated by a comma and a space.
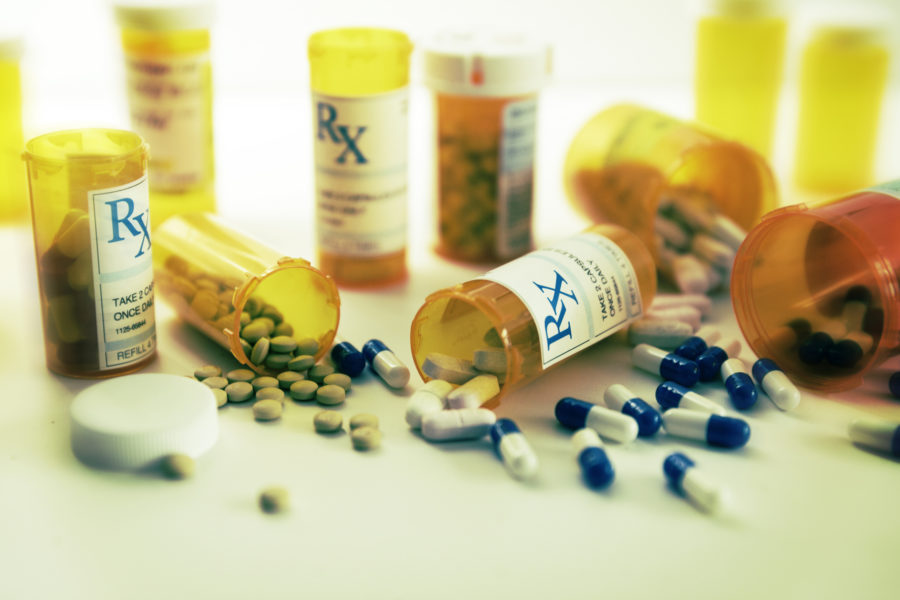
707, 213, 746, 251
816, 319, 848, 341
585, 405, 639, 444
691, 232, 736, 270
682, 466, 728, 514
654, 215, 691, 251
627, 318, 694, 350
650, 293, 713, 316
492, 421, 539, 480
446, 374, 500, 409
672, 388, 726, 415
672, 254, 711, 295
473, 348, 507, 375
759, 370, 800, 411
363, 340, 410, 389
420, 408, 497, 442
647, 305, 702, 331
571, 427, 604, 454
422, 352, 478, 385
848, 418, 900, 456
662, 408, 710, 439
405, 380, 454, 429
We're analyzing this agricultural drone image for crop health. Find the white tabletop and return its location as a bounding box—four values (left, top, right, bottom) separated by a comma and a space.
2, 77, 899, 600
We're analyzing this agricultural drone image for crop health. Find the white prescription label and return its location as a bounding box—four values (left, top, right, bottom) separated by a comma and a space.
865, 179, 900, 200
312, 88, 408, 257
125, 52, 211, 192
478, 232, 642, 369
88, 176, 157, 370
497, 98, 537, 259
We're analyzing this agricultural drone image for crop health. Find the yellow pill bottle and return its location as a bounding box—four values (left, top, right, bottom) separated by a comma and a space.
410, 224, 656, 404
793, 24, 889, 194
114, 2, 216, 227
308, 28, 413, 287
24, 129, 157, 378
153, 213, 341, 374
423, 31, 550, 263
0, 35, 26, 223
564, 104, 778, 262
694, 0, 787, 158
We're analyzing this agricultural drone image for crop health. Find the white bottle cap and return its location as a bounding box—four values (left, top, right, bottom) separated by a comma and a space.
0, 36, 23, 61
70, 374, 218, 470
423, 30, 551, 97
114, 1, 215, 32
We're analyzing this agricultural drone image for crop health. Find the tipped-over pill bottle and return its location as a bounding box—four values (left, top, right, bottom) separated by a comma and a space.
114, 1, 216, 227
153, 213, 341, 373
410, 224, 656, 403
308, 28, 412, 287
694, 0, 786, 158
793, 23, 889, 194
732, 180, 900, 391
564, 104, 778, 262
24, 129, 157, 377
0, 34, 26, 222
423, 31, 550, 263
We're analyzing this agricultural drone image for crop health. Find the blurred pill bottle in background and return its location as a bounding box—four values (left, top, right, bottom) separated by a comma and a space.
114, 1, 216, 227
694, 0, 787, 159
423, 31, 550, 264
0, 34, 26, 223
308, 28, 413, 288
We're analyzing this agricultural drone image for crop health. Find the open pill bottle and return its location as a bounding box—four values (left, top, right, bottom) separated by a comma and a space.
563, 104, 778, 262
423, 31, 550, 263
153, 213, 340, 372
410, 224, 656, 403
24, 129, 157, 377
732, 180, 900, 391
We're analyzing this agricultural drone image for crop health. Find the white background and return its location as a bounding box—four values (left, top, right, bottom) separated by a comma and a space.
2, 1, 900, 599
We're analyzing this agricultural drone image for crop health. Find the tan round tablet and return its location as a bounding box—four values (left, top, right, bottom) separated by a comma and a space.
323, 372, 352, 391
226, 368, 255, 383
259, 486, 289, 514
270, 335, 298, 354
160, 453, 195, 480
201, 376, 228, 390
288, 355, 316, 372
265, 352, 293, 371
255, 386, 285, 403
273, 322, 293, 337
316, 384, 345, 406
194, 365, 222, 380
313, 410, 343, 433
225, 381, 254, 403
351, 426, 382, 451
296, 337, 319, 356
251, 376, 279, 391
349, 413, 378, 431
212, 388, 228, 408
241, 320, 270, 344
277, 371, 305, 389
253, 399, 283, 421
308, 364, 335, 384
289, 380, 319, 401
250, 337, 270, 365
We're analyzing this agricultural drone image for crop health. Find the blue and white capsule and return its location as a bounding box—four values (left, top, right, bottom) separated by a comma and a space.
721, 358, 758, 410
632, 343, 699, 387
663, 452, 727, 514
752, 358, 800, 411
848, 418, 900, 458
603, 383, 662, 437
655, 382, 726, 415
572, 428, 614, 489
362, 339, 410, 389
662, 408, 750, 449
673, 325, 723, 360
696, 338, 741, 381
555, 397, 638, 444
490, 419, 539, 480
331, 340, 366, 377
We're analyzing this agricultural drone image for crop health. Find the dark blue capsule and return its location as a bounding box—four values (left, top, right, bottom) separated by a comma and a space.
825, 339, 863, 368
706, 414, 751, 448
362, 339, 389, 364
656, 381, 689, 411
697, 346, 728, 381
674, 336, 708, 360
621, 398, 662, 437
890, 371, 900, 399
490, 418, 520, 447
659, 354, 700, 387
845, 285, 872, 304
663, 452, 695, 492
555, 397, 593, 430
725, 372, 758, 410
579, 447, 615, 489
893, 427, 900, 457
752, 357, 782, 383
331, 341, 366, 377
798, 331, 834, 365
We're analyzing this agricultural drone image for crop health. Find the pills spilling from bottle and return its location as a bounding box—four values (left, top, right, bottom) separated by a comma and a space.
663, 452, 726, 514
555, 397, 639, 444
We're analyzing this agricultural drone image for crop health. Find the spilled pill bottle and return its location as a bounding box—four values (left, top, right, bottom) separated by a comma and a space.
694, 0, 787, 159
564, 104, 778, 262
114, 1, 216, 227
308, 28, 413, 287
153, 213, 341, 372
410, 224, 656, 403
732, 180, 900, 391
0, 34, 26, 223
24, 129, 157, 377
423, 31, 550, 263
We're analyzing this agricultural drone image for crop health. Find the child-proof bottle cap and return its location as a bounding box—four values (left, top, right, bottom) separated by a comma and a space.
70, 374, 219, 471
423, 30, 551, 97
114, 1, 215, 32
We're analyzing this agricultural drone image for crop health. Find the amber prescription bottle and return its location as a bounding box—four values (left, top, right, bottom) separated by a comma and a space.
153, 213, 341, 372
423, 31, 550, 263
308, 28, 413, 287
410, 224, 656, 404
0, 34, 26, 223
564, 104, 778, 262
732, 180, 900, 392
24, 129, 156, 378
114, 1, 216, 227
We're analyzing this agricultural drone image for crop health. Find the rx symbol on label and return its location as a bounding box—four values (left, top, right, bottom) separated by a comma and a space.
317, 102, 368, 164
533, 270, 578, 349
106, 198, 151, 258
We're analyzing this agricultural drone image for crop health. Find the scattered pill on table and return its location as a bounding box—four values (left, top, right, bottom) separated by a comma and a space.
555, 397, 638, 444
314, 410, 343, 433
349, 413, 379, 431
194, 365, 221, 380
351, 426, 383, 451
490, 418, 539, 481
253, 399, 283, 421
847, 418, 900, 457
663, 452, 726, 514
289, 380, 319, 401
316, 384, 345, 406
752, 358, 800, 411
656, 381, 726, 415
632, 343, 700, 387
331, 341, 366, 377
160, 453, 195, 480
571, 428, 614, 489
259, 486, 289, 514
421, 408, 496, 442
363, 339, 410, 389
721, 358, 758, 410
662, 408, 750, 449
603, 383, 662, 437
